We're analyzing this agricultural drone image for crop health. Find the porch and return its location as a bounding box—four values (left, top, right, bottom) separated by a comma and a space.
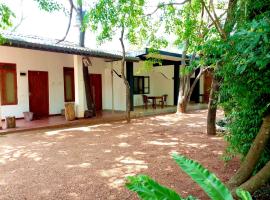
0, 104, 208, 135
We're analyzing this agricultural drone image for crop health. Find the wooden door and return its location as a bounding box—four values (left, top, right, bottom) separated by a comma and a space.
89, 74, 102, 111
204, 70, 213, 103
28, 71, 49, 118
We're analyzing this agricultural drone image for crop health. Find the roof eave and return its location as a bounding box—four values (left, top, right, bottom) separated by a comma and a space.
2, 39, 139, 62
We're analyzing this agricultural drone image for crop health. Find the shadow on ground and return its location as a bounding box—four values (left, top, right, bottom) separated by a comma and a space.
0, 109, 239, 200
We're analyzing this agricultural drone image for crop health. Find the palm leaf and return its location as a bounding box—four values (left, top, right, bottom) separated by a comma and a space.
172, 154, 233, 200
236, 188, 253, 200
126, 175, 183, 200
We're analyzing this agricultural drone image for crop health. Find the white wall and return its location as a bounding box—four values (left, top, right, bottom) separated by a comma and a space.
199, 73, 204, 103
133, 61, 174, 107
0, 46, 206, 119
88, 57, 107, 111
0, 46, 120, 118
103, 61, 127, 111
0, 46, 74, 119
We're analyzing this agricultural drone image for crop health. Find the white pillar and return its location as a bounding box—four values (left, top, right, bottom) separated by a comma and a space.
74, 55, 86, 118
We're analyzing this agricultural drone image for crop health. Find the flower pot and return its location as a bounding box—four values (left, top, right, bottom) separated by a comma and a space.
23, 112, 34, 121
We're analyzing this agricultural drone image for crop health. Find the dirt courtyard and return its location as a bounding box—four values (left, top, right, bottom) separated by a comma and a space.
0, 110, 239, 200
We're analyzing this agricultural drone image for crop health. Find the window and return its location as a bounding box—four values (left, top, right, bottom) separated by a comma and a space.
133, 76, 150, 94
0, 63, 17, 105
63, 67, 75, 102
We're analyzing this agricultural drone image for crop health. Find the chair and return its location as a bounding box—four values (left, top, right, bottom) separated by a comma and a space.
142, 95, 150, 109
159, 94, 168, 107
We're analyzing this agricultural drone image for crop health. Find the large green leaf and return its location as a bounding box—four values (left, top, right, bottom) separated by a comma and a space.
126, 175, 183, 200
236, 188, 253, 200
172, 154, 233, 200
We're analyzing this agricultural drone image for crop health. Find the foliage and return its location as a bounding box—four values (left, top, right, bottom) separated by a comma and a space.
173, 154, 233, 200
0, 3, 15, 43
236, 189, 253, 200
215, 0, 270, 172
126, 154, 252, 200
86, 0, 149, 46
126, 175, 184, 200
33, 0, 63, 13
0, 3, 14, 29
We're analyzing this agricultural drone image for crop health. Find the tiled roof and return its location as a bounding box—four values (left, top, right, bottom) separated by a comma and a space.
0, 32, 139, 61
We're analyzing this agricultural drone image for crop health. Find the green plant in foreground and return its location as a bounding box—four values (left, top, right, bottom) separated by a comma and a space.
126, 154, 252, 200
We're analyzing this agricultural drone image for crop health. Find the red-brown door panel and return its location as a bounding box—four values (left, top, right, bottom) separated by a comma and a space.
89, 74, 102, 111
28, 71, 49, 118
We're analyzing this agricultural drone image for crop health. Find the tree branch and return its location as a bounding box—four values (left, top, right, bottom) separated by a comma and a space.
236, 161, 270, 195
187, 66, 210, 102
146, 0, 189, 16
208, 11, 226, 28
12, 0, 26, 31
57, 0, 74, 43
201, 0, 227, 39
227, 114, 270, 189
119, 25, 131, 123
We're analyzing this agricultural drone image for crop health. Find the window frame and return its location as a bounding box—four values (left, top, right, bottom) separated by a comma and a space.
133, 76, 150, 95
0, 63, 18, 105
63, 67, 75, 102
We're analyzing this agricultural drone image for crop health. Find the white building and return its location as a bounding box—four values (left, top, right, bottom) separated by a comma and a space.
0, 32, 211, 120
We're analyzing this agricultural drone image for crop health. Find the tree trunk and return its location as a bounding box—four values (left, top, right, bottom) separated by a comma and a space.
77, 2, 85, 47
207, 71, 220, 135
177, 40, 189, 113
177, 77, 188, 113
236, 160, 270, 195
187, 68, 206, 103
77, 2, 95, 116
119, 27, 131, 123
82, 60, 96, 116
227, 114, 270, 189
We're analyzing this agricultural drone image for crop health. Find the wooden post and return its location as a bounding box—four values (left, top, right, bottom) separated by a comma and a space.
6, 116, 16, 128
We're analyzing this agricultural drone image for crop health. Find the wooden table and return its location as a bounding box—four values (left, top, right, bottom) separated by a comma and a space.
147, 96, 164, 109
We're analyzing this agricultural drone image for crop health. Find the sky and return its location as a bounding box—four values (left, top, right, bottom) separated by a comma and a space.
1, 0, 182, 53
1, 0, 228, 53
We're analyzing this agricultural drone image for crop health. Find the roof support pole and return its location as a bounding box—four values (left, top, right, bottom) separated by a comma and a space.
74, 55, 86, 118
173, 63, 180, 106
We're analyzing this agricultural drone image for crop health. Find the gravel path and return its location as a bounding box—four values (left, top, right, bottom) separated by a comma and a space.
0, 110, 239, 200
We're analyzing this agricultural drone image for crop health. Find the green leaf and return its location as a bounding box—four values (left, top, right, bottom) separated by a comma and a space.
33, 0, 63, 12
172, 154, 233, 200
236, 188, 253, 200
126, 175, 183, 200
184, 195, 198, 200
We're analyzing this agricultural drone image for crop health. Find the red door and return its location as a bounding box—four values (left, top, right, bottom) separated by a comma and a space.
28, 71, 49, 118
89, 74, 102, 111
204, 70, 213, 103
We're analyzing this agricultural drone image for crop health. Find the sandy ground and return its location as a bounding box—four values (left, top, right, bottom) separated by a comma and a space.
0, 110, 239, 200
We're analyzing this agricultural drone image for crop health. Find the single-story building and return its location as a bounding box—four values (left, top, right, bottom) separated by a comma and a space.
0, 32, 212, 120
